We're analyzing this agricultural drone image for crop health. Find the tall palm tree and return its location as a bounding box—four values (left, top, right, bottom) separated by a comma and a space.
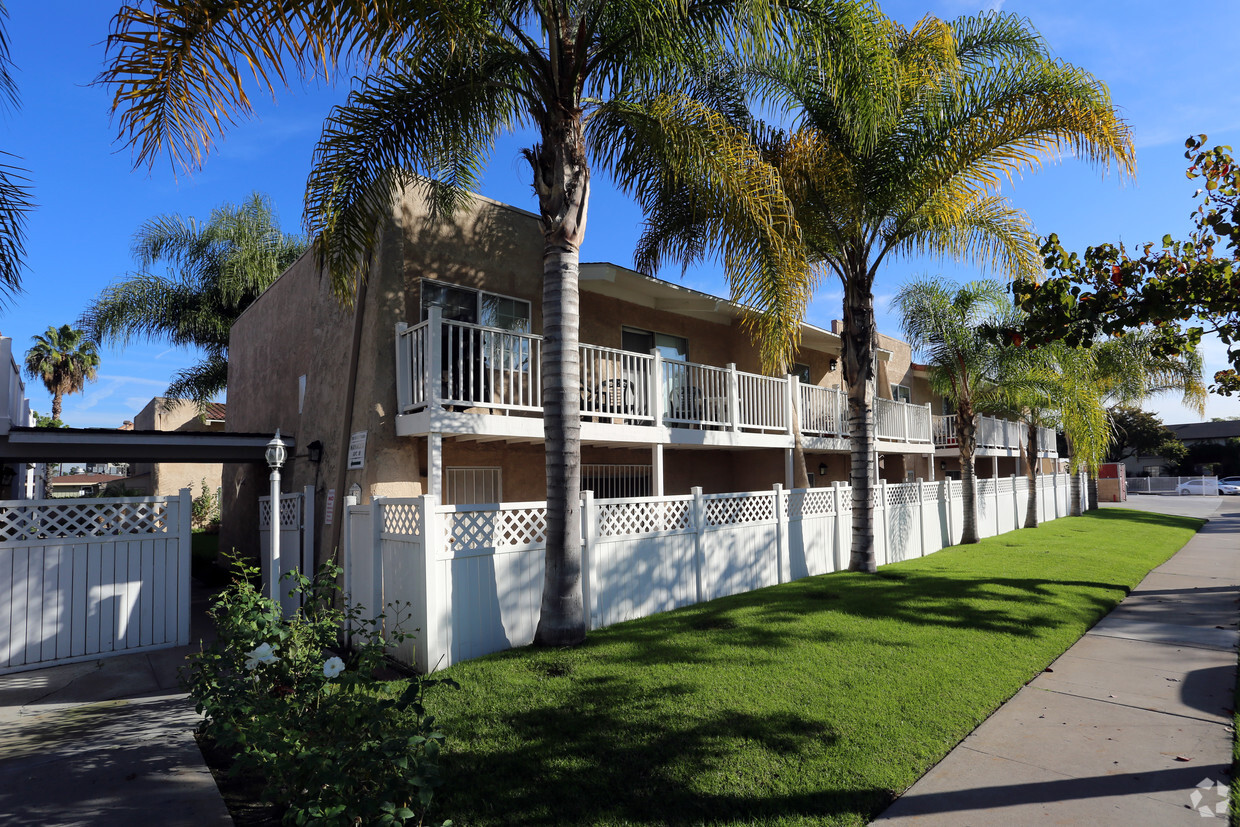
79, 193, 308, 406
24, 326, 100, 423
637, 12, 1135, 570
895, 278, 1017, 544
0, 1, 33, 302
99, 0, 878, 645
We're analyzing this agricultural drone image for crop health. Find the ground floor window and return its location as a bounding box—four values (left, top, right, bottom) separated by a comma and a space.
444, 467, 502, 505
583, 464, 653, 499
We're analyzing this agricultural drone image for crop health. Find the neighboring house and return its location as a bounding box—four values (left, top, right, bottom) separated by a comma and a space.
221, 185, 1057, 563
47, 473, 126, 498
1123, 420, 1240, 477
126, 398, 226, 499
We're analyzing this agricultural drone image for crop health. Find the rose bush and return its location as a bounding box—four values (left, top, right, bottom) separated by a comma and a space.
185, 555, 456, 826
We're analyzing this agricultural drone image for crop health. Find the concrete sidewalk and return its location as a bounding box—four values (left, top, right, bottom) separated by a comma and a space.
0, 580, 230, 827
873, 498, 1239, 825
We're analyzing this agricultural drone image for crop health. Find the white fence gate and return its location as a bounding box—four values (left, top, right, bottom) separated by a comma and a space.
259, 486, 315, 616
0, 491, 192, 675
342, 472, 1084, 673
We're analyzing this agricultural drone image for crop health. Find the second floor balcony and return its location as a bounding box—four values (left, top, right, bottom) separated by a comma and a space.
394, 310, 937, 450
933, 415, 1057, 459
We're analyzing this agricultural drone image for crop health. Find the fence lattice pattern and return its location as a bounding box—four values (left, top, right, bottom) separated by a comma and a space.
0, 499, 172, 540
598, 499, 691, 537
258, 496, 301, 530
887, 483, 921, 507
703, 493, 774, 527
382, 502, 422, 536
787, 488, 835, 519
445, 507, 547, 550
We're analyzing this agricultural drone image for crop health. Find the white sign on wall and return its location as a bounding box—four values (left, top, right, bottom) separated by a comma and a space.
324, 488, 336, 526
347, 431, 368, 470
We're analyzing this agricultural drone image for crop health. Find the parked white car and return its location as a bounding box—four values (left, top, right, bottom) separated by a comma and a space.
1175, 478, 1234, 496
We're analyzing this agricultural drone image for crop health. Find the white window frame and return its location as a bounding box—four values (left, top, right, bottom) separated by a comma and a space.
891, 384, 911, 403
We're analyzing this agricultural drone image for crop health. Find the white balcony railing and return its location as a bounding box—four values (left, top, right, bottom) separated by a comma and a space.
932, 414, 1057, 456
396, 310, 935, 445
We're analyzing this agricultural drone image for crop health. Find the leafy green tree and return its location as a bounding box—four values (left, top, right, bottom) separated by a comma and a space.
636, 11, 1135, 570
80, 193, 307, 405
1106, 407, 1183, 464
33, 411, 64, 428
23, 325, 100, 423
99, 0, 868, 645
1015, 135, 1240, 394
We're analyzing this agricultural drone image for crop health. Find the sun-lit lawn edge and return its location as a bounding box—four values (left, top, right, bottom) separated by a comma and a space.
422, 509, 1202, 827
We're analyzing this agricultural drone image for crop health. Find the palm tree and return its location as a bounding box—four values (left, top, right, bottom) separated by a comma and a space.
24, 326, 100, 423
98, 0, 878, 646
637, 12, 1135, 570
79, 193, 308, 406
896, 278, 1020, 543
0, 1, 33, 302
991, 342, 1108, 527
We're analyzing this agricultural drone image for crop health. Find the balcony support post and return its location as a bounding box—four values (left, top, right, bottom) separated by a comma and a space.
726, 363, 740, 432
786, 375, 799, 438
652, 443, 664, 496
427, 305, 443, 413
651, 349, 664, 426
427, 432, 442, 498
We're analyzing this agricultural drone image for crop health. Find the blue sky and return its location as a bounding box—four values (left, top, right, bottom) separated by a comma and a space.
5, 0, 1240, 429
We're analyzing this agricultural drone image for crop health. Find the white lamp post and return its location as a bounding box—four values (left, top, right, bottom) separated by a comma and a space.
265, 429, 287, 604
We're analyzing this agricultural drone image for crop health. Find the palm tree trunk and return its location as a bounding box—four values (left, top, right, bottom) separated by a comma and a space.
957, 405, 979, 544
1023, 424, 1039, 528
51, 391, 62, 423
791, 410, 810, 488
530, 118, 589, 647
843, 274, 877, 572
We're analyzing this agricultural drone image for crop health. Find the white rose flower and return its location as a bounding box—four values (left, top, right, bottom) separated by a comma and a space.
244, 642, 279, 670
322, 656, 346, 679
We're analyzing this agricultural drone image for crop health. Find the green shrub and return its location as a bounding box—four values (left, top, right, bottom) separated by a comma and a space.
185, 555, 456, 826
191, 478, 220, 527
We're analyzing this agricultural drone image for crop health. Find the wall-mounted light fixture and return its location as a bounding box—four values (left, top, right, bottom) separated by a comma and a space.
307, 439, 324, 464
828, 358, 838, 372
818, 462, 828, 477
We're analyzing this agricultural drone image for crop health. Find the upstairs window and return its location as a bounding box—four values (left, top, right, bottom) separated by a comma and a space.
891, 384, 911, 403
621, 327, 688, 361
421, 280, 530, 332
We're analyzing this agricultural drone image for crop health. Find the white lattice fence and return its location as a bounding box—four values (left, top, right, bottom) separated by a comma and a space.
0, 492, 191, 675
590, 495, 696, 629
700, 491, 779, 600
341, 474, 1081, 672
259, 488, 314, 617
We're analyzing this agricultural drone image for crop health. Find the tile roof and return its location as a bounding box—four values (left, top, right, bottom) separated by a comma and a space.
203, 402, 227, 422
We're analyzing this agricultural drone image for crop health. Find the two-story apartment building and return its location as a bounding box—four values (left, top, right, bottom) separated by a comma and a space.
220, 185, 1055, 562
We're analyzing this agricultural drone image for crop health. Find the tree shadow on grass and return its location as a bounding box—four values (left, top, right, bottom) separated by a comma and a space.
435, 670, 891, 826
589, 567, 1128, 671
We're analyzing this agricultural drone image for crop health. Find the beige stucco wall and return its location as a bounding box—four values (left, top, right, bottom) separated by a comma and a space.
223, 183, 940, 563
129, 398, 225, 502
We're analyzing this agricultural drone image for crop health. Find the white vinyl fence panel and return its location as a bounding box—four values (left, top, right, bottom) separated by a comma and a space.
340, 473, 1087, 672
0, 492, 191, 674
259, 487, 315, 617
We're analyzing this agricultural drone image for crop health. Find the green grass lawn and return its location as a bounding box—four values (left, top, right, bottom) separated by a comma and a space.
425, 509, 1203, 827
